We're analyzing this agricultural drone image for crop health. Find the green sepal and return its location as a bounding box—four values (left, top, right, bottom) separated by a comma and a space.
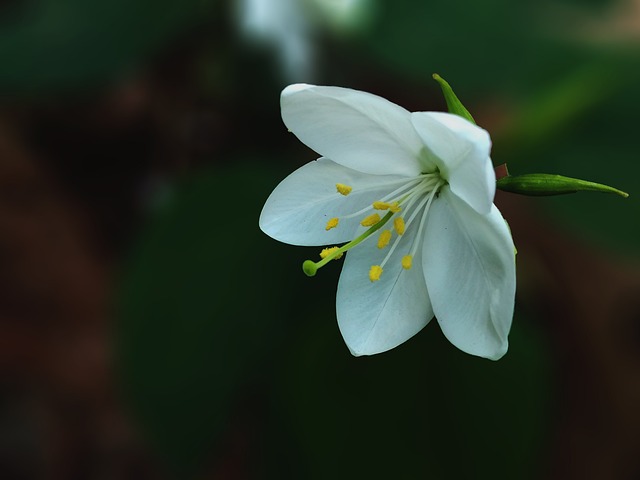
432, 74, 476, 124
497, 173, 629, 198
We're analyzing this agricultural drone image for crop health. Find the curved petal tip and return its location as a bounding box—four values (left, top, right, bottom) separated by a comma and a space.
486, 340, 509, 361
281, 83, 313, 97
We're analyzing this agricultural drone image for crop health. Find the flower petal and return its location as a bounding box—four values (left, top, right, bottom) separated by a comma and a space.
422, 189, 515, 360
281, 84, 424, 176
259, 158, 409, 246
337, 222, 433, 356
410, 112, 495, 215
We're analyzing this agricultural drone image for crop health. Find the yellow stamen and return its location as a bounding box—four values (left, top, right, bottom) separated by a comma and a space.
320, 246, 343, 260
369, 265, 383, 282
336, 183, 352, 196
372, 201, 390, 210
377, 230, 392, 249
401, 255, 413, 270
360, 213, 381, 226
394, 217, 405, 235
326, 218, 339, 230
389, 202, 401, 213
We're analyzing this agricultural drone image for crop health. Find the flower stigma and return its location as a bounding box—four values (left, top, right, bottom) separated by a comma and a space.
302, 172, 446, 280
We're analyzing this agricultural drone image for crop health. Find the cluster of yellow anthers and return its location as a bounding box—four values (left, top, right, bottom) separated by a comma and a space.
300, 173, 444, 282
326, 183, 411, 282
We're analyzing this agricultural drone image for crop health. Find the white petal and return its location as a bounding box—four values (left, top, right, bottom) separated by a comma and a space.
259, 158, 409, 246
281, 84, 424, 176
422, 189, 515, 360
336, 222, 433, 355
410, 112, 495, 215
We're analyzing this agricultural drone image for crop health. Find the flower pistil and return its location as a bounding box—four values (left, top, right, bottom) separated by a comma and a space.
303, 173, 446, 280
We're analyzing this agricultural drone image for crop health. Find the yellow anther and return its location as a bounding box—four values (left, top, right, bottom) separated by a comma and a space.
336, 183, 352, 196
369, 265, 383, 282
401, 255, 413, 270
320, 246, 343, 260
394, 217, 405, 235
326, 217, 339, 230
372, 201, 390, 210
377, 230, 392, 249
360, 213, 381, 227
389, 202, 401, 213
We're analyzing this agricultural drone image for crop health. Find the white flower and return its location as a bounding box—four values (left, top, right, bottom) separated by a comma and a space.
233, 0, 372, 81
235, 0, 314, 80
259, 84, 516, 360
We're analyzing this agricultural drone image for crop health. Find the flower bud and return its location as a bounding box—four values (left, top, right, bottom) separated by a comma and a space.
497, 173, 628, 197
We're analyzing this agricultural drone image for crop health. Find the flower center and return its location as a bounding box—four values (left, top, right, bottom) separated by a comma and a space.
302, 173, 446, 281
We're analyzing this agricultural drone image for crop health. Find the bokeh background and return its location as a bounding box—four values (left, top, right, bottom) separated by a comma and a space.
0, 0, 639, 478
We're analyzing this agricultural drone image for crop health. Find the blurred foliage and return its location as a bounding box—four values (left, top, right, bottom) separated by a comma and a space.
357, 0, 569, 94
0, 0, 215, 95
275, 309, 550, 479
117, 164, 295, 476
